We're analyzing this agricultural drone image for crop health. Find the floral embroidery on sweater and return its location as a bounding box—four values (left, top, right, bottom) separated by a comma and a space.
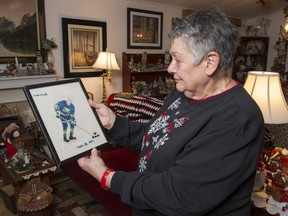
139, 97, 189, 172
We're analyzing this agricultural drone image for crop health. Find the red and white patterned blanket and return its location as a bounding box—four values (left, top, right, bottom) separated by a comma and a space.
106, 93, 164, 123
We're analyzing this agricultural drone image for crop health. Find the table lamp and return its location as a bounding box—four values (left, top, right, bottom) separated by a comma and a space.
244, 71, 288, 148
244, 71, 288, 124
92, 50, 120, 103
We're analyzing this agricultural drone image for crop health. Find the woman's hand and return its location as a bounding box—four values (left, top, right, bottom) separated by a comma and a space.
89, 99, 116, 129
78, 148, 115, 188
77, 148, 108, 181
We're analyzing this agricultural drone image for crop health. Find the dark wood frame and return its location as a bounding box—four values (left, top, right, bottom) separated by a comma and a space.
0, 0, 46, 64
62, 18, 107, 78
23, 79, 109, 166
127, 8, 163, 49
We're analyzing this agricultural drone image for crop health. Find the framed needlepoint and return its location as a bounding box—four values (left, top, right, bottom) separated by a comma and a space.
23, 78, 109, 166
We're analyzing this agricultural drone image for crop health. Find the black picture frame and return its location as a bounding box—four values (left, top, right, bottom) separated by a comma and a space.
23, 78, 109, 166
62, 18, 107, 78
0, 0, 46, 64
127, 8, 163, 49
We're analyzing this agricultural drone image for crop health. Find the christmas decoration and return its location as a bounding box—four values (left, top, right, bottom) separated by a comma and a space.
256, 0, 266, 7
263, 146, 288, 211
0, 123, 19, 159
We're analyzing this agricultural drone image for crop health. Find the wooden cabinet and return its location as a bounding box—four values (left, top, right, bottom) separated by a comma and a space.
232, 37, 269, 84
122, 52, 173, 98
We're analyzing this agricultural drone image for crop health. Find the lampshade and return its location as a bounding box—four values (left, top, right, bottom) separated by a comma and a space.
244, 71, 288, 124
92, 51, 120, 70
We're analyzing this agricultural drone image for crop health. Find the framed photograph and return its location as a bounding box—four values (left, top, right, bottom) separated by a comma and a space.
0, 0, 46, 63
62, 18, 107, 78
23, 79, 109, 166
127, 8, 163, 49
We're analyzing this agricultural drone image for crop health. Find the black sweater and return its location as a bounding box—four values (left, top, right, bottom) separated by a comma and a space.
108, 83, 264, 216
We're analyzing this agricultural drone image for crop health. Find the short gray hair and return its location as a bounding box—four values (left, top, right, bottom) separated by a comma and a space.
168, 7, 239, 72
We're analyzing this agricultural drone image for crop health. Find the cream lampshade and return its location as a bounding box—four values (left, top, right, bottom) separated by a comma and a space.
244, 71, 288, 124
92, 51, 120, 74
92, 50, 120, 102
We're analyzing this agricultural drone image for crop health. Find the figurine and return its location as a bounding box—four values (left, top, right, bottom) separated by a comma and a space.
164, 50, 171, 66
128, 56, 135, 71
141, 51, 147, 70
0, 123, 20, 159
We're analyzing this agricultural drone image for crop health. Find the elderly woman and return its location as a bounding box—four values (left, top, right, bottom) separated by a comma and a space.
78, 8, 264, 216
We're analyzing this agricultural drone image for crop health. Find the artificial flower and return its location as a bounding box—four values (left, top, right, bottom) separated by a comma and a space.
41, 38, 57, 50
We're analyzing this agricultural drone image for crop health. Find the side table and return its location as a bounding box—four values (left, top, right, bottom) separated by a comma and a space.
0, 147, 56, 200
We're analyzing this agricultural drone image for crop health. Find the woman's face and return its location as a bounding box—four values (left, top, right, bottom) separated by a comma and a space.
167, 37, 208, 97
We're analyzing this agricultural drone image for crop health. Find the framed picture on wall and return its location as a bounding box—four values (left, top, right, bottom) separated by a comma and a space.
127, 8, 163, 49
62, 18, 107, 78
0, 0, 46, 63
23, 78, 109, 166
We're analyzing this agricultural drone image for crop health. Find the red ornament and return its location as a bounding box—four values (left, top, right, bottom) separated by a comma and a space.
256, 0, 266, 6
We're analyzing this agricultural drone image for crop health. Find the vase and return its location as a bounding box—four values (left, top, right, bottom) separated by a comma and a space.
46, 50, 56, 74
47, 50, 55, 67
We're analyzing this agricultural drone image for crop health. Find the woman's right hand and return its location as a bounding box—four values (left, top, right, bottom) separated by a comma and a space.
88, 99, 116, 129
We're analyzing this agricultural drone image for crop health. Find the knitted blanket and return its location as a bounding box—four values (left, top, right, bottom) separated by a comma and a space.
107, 93, 164, 123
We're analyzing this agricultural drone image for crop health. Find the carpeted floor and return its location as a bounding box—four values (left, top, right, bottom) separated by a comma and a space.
51, 179, 113, 216
0, 176, 113, 216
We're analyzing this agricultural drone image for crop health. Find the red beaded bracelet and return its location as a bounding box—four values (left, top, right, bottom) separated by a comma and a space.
100, 169, 114, 190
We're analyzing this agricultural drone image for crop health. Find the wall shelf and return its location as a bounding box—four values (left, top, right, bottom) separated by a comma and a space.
0, 75, 58, 90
